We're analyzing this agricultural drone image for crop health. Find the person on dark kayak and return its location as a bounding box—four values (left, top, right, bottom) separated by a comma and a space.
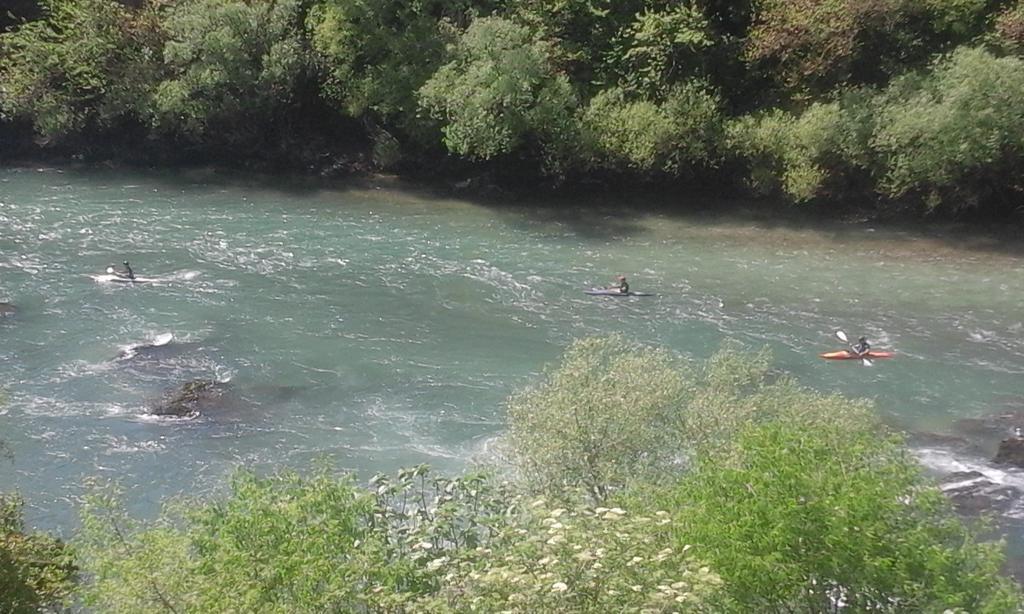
607, 275, 629, 294
851, 336, 871, 357
120, 260, 135, 280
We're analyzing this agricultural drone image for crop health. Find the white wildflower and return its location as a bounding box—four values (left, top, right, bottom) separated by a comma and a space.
551, 581, 569, 593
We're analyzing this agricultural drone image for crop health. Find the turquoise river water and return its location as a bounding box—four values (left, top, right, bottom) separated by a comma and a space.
2, 166, 1023, 537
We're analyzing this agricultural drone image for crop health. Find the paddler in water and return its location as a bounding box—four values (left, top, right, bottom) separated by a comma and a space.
608, 275, 629, 294
118, 257, 135, 280
851, 336, 871, 357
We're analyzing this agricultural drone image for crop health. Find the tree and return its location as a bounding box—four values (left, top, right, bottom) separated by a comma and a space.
727, 88, 876, 202
419, 16, 577, 162
0, 0, 161, 142
995, 1, 1024, 51
872, 46, 1024, 211
505, 335, 688, 502
579, 81, 723, 176
149, 0, 313, 147
745, 0, 998, 96
610, 4, 714, 98
419, 499, 727, 612
652, 418, 1023, 612
306, 0, 480, 154
77, 467, 514, 612
0, 427, 75, 613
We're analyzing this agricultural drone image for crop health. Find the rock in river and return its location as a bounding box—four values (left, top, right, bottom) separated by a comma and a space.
995, 436, 1024, 468
939, 470, 1023, 516
0, 302, 15, 316
150, 380, 232, 418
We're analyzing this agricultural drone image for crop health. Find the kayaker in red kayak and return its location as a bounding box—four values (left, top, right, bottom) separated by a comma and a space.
851, 336, 871, 357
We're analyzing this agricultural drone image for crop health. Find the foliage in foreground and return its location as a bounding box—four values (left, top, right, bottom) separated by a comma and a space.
508, 338, 1023, 611
0, 432, 76, 614
73, 339, 1023, 612
0, 494, 76, 613
77, 467, 725, 612
652, 420, 1021, 612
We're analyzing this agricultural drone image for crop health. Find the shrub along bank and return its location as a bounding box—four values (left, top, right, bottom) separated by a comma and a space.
3, 0, 1024, 218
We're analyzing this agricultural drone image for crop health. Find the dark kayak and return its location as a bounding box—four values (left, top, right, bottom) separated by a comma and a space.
584, 289, 654, 297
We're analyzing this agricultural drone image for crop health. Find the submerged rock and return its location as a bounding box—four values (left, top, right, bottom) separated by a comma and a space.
953, 411, 1024, 440
151, 380, 232, 418
995, 437, 1024, 468
939, 470, 1023, 516
0, 302, 15, 316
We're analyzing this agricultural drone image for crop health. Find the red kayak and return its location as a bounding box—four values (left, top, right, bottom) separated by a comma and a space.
819, 350, 895, 360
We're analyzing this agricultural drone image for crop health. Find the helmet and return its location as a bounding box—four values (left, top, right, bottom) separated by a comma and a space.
616, 275, 626, 280
123, 260, 130, 266
858, 336, 867, 343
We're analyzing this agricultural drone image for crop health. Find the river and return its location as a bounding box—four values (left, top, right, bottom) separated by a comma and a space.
2, 166, 1023, 540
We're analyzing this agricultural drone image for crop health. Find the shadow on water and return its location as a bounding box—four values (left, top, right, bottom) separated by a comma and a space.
15, 163, 1023, 250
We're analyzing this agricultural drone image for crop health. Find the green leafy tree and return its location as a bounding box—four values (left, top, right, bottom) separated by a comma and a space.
611, 5, 714, 97
0, 494, 76, 613
505, 0, 646, 88
77, 467, 514, 612
579, 81, 723, 175
0, 427, 75, 613
746, 0, 998, 96
727, 89, 876, 202
419, 16, 576, 162
872, 46, 1024, 210
505, 335, 688, 502
418, 499, 727, 612
652, 418, 1023, 612
0, 0, 162, 142
149, 0, 312, 147
306, 0, 481, 153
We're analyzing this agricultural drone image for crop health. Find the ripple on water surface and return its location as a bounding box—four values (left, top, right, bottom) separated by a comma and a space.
1, 167, 1023, 533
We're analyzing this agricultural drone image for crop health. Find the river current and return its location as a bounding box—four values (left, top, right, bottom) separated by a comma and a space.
2, 167, 1023, 536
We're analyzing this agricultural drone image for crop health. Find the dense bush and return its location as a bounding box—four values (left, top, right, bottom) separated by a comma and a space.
0, 0, 161, 141
3, 0, 1024, 217
579, 82, 723, 175
0, 432, 76, 613
872, 46, 1024, 211
78, 467, 514, 612
149, 0, 313, 146
505, 335, 688, 501
419, 499, 727, 612
0, 494, 76, 612
653, 418, 1022, 611
419, 16, 576, 162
